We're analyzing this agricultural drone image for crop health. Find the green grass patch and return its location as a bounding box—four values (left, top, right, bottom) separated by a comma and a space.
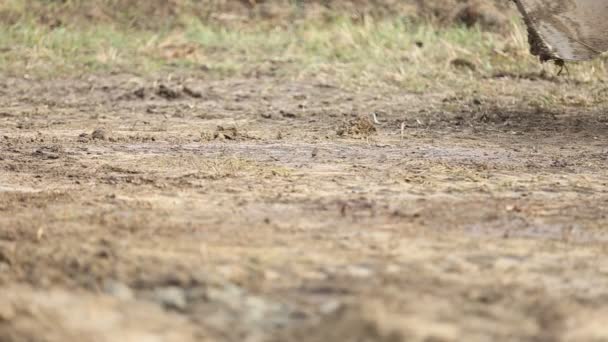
1, 15, 606, 93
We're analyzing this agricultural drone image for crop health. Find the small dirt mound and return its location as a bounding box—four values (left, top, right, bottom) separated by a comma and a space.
337, 115, 377, 138
119, 84, 203, 101
205, 125, 256, 141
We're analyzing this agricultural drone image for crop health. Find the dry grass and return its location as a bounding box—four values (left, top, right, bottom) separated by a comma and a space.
1, 1, 607, 99
104, 155, 293, 180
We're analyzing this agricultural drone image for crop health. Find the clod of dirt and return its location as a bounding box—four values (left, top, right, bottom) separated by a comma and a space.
102, 280, 134, 301
117, 87, 147, 101
32, 146, 62, 160
91, 128, 107, 140
213, 126, 240, 140
152, 84, 203, 100
182, 86, 202, 98
133, 87, 146, 99
77, 132, 89, 143
337, 115, 377, 137
280, 109, 297, 118
156, 84, 181, 100
16, 121, 34, 130
450, 58, 476, 71
153, 286, 187, 311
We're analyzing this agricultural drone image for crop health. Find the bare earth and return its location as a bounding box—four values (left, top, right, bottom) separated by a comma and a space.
1, 72, 608, 341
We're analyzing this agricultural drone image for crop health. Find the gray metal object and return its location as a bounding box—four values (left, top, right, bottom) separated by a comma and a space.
513, 0, 608, 61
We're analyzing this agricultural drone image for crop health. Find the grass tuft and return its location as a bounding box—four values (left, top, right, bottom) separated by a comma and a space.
1, 12, 606, 95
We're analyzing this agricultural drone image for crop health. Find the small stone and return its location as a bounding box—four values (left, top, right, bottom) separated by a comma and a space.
91, 129, 107, 140
156, 84, 180, 100
319, 300, 342, 315
182, 86, 202, 98
450, 58, 476, 71
103, 280, 134, 301
346, 265, 373, 278
213, 126, 238, 140
133, 87, 145, 99
154, 286, 187, 311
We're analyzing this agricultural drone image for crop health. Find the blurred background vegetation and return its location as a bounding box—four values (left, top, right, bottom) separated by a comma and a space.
1, 0, 512, 29
0, 0, 606, 97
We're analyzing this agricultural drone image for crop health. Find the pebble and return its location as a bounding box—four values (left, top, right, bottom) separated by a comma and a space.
91, 128, 107, 140
154, 286, 187, 311
102, 280, 134, 301
346, 265, 374, 278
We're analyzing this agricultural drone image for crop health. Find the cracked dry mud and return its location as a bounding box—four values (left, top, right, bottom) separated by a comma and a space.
1, 73, 608, 341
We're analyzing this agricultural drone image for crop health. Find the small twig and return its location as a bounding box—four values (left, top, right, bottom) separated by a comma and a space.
556, 61, 570, 76
37, 226, 45, 241
371, 112, 381, 125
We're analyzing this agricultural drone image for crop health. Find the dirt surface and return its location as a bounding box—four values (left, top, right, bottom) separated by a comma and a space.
1, 72, 608, 342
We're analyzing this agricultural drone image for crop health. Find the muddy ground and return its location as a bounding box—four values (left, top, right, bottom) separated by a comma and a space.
1, 70, 608, 342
